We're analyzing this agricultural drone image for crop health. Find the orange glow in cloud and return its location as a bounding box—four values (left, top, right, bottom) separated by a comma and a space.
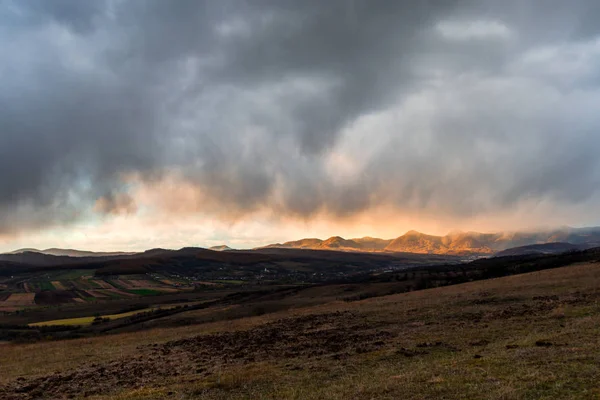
0, 173, 597, 253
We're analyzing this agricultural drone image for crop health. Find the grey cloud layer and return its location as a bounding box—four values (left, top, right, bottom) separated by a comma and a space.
1, 0, 600, 233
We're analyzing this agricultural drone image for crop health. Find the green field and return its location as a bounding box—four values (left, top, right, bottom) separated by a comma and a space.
36, 281, 55, 291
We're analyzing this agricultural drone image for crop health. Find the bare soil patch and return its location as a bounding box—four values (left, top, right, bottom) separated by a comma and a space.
4, 293, 35, 306
34, 291, 77, 306
0, 311, 393, 399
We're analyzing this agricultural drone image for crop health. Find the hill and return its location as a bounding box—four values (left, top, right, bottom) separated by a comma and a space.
208, 245, 234, 252
386, 230, 450, 253
316, 236, 361, 250
261, 226, 600, 255
2, 253, 600, 398
261, 238, 324, 249
351, 237, 393, 251
41, 248, 135, 257
260, 237, 393, 252
494, 242, 595, 257
6, 248, 135, 257
6, 248, 40, 254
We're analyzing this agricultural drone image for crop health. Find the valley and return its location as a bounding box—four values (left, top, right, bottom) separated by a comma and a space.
2, 250, 600, 399
3, 231, 600, 398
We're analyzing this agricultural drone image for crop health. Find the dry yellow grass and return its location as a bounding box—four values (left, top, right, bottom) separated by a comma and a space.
28, 306, 179, 327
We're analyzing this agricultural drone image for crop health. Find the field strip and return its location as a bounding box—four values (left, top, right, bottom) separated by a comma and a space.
94, 280, 115, 289
29, 306, 177, 326
74, 289, 93, 299
195, 281, 220, 286
3, 293, 36, 306
106, 288, 137, 297
87, 290, 110, 298
72, 280, 90, 290
51, 281, 67, 290
127, 279, 158, 288
114, 279, 135, 289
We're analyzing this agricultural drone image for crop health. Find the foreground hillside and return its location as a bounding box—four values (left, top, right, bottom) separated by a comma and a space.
2, 261, 600, 399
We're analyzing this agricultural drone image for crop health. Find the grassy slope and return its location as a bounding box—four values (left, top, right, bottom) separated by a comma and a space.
2, 262, 600, 399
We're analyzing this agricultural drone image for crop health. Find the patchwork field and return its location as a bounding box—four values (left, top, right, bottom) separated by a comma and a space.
0, 293, 36, 312
0, 272, 198, 314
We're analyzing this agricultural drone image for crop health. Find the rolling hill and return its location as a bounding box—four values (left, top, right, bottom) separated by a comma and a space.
3, 247, 600, 399
6, 248, 136, 258
494, 242, 596, 257
208, 245, 234, 251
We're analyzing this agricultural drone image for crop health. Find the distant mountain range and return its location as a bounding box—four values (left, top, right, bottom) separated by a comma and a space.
261, 236, 391, 252
7, 248, 135, 257
3, 227, 600, 261
209, 245, 233, 252
259, 227, 600, 256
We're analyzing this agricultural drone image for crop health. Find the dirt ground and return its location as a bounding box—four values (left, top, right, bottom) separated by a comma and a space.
1, 293, 36, 312
0, 311, 395, 399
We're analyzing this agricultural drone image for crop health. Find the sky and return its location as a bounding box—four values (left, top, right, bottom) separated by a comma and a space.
2, 0, 600, 252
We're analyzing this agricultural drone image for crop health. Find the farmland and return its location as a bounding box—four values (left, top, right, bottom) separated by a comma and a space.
0, 247, 459, 321
2, 256, 600, 399
1, 246, 600, 333
0, 293, 36, 313
1, 273, 195, 311
3, 246, 600, 398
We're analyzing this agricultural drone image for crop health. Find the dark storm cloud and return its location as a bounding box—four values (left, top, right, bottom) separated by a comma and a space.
1, 0, 600, 233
